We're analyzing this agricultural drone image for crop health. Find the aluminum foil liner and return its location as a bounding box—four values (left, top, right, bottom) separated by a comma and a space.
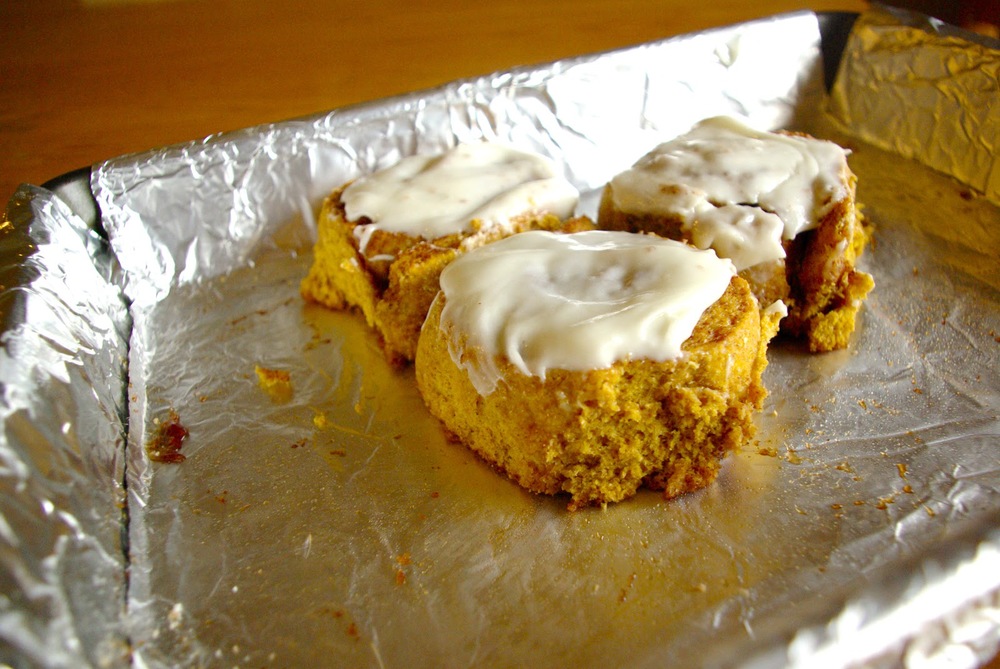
2, 7, 999, 668
0, 187, 130, 666
829, 7, 1000, 204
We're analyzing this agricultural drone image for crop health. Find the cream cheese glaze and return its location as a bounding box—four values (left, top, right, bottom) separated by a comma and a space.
342, 142, 580, 254
437, 229, 736, 395
607, 116, 850, 270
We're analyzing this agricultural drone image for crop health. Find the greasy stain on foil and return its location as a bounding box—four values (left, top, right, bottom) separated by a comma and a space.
145, 409, 189, 463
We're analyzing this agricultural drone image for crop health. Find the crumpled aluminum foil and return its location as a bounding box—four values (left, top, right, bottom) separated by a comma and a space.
0, 187, 130, 666
2, 7, 999, 668
829, 7, 1000, 205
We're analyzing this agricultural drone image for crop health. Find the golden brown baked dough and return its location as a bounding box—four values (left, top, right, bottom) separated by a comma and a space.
415, 273, 781, 509
597, 130, 874, 353
300, 184, 593, 365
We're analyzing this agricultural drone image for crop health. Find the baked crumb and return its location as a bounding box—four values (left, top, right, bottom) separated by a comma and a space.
255, 365, 293, 402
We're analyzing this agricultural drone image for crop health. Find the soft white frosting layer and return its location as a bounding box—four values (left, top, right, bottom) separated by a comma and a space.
608, 116, 849, 270
343, 142, 579, 253
437, 230, 736, 395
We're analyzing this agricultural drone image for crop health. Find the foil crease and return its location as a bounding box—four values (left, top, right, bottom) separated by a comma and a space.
0, 187, 130, 667
3, 8, 1000, 669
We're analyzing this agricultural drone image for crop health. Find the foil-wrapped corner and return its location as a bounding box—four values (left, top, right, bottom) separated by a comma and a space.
829, 6, 1000, 204
0, 187, 131, 667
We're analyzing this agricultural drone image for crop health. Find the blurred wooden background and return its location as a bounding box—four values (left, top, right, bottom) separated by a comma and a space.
1, 0, 868, 202
3, 0, 995, 204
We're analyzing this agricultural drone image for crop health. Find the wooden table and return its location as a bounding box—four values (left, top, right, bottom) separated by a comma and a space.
1, 0, 876, 202
2, 1, 998, 666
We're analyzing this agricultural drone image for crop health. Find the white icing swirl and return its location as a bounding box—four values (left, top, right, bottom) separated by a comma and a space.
608, 116, 850, 270
342, 142, 579, 253
437, 230, 736, 395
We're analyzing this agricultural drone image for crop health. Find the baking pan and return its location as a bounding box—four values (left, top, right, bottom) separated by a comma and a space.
4, 7, 999, 668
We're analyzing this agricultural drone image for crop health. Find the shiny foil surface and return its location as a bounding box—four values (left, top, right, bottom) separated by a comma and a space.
2, 7, 999, 668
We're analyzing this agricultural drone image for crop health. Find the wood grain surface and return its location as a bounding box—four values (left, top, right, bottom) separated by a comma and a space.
2, 0, 871, 202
